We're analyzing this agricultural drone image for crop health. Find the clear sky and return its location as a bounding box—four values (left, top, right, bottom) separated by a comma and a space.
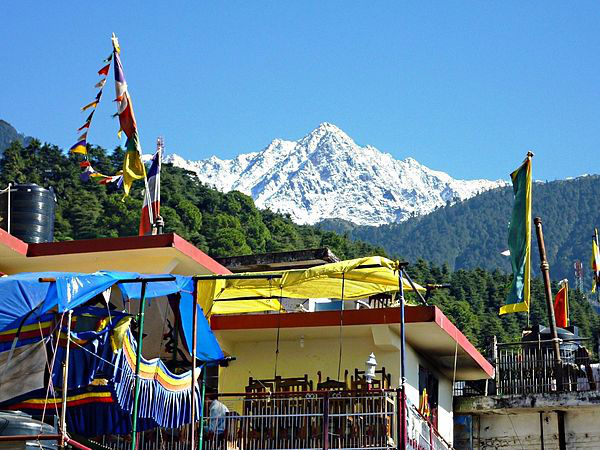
1, 2, 599, 181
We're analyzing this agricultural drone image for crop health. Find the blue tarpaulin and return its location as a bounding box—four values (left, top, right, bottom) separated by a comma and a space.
0, 271, 224, 363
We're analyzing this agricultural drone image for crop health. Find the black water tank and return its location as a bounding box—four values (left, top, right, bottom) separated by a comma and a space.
0, 183, 56, 243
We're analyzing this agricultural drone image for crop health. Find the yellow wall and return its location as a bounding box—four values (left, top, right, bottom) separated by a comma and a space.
216, 324, 454, 444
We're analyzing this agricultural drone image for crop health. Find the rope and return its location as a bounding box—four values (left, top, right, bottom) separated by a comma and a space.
451, 340, 458, 402
40, 313, 66, 425
274, 284, 283, 379
337, 273, 346, 381
507, 413, 525, 450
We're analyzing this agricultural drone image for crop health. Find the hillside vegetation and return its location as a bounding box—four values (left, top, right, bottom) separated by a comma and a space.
1, 137, 598, 352
0, 139, 383, 259
320, 176, 600, 286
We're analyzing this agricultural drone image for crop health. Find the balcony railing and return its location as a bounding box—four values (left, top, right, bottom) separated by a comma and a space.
454, 337, 599, 397
91, 390, 453, 450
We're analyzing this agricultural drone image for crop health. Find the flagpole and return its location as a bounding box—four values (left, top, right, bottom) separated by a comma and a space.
533, 217, 563, 389
593, 228, 600, 303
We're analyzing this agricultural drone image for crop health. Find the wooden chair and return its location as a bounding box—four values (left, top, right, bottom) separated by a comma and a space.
316, 370, 351, 447
273, 375, 313, 443
352, 366, 392, 389
245, 377, 279, 444
275, 374, 313, 392
316, 370, 348, 391
350, 366, 393, 447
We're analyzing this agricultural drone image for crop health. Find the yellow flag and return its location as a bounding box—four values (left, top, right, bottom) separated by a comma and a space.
121, 131, 146, 198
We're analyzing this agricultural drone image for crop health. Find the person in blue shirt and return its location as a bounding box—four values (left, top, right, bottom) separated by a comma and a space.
204, 398, 229, 441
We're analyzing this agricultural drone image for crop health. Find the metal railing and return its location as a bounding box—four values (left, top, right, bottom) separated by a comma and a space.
91, 390, 452, 450
406, 402, 450, 450
454, 337, 599, 397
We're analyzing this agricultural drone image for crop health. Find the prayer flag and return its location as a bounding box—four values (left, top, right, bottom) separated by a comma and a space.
104, 53, 113, 63
78, 132, 88, 141
95, 79, 106, 89
81, 100, 98, 111
122, 132, 146, 197
95, 90, 103, 101
139, 148, 161, 235
85, 110, 95, 122
70, 139, 87, 154
500, 155, 532, 315
113, 48, 136, 137
80, 160, 91, 168
554, 280, 568, 328
98, 64, 110, 76
80, 166, 95, 182
111, 40, 145, 198
77, 121, 91, 132
98, 173, 123, 185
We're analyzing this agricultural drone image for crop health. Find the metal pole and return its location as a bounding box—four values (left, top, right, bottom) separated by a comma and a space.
191, 281, 198, 450
198, 366, 207, 450
533, 217, 563, 385
7, 183, 11, 234
399, 268, 407, 450
539, 411, 545, 450
322, 391, 330, 450
402, 270, 427, 305
59, 309, 73, 449
130, 280, 148, 450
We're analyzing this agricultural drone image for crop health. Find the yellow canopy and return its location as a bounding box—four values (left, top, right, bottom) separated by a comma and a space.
197, 256, 425, 316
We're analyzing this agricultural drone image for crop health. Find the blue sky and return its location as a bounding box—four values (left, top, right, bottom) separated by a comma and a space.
1, 2, 599, 181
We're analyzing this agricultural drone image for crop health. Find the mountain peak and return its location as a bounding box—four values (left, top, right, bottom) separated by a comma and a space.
167, 125, 505, 225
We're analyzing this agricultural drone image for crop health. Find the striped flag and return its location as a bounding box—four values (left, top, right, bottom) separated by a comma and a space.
139, 150, 161, 236
70, 139, 87, 154
500, 154, 532, 315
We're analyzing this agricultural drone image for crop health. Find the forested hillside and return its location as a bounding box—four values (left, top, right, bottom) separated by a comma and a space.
1, 137, 598, 352
407, 259, 600, 352
0, 139, 383, 259
320, 176, 600, 286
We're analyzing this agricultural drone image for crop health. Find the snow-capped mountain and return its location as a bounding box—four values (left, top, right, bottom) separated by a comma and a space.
164, 123, 505, 226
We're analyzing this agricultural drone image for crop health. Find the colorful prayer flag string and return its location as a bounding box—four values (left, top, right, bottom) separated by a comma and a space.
70, 48, 115, 187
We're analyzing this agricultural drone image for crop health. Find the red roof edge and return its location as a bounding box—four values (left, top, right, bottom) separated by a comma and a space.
27, 233, 178, 256
171, 234, 231, 275
432, 306, 495, 378
25, 233, 231, 275
0, 227, 28, 256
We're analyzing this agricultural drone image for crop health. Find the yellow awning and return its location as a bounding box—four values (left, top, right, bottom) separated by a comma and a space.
197, 256, 424, 316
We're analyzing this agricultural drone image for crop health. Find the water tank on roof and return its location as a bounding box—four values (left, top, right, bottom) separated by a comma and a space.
0, 183, 56, 243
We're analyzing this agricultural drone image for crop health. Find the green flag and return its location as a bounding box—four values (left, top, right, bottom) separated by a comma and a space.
500, 155, 532, 315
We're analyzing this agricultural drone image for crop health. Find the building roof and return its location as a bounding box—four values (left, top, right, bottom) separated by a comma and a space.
0, 229, 229, 276
211, 305, 494, 381
215, 247, 340, 272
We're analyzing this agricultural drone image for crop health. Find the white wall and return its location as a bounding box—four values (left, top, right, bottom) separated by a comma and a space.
475, 408, 600, 449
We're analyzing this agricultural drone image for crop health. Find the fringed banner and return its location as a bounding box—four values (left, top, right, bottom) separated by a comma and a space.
111, 330, 200, 429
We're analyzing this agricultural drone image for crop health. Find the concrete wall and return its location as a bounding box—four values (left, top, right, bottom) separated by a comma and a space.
217, 324, 455, 444
470, 408, 600, 449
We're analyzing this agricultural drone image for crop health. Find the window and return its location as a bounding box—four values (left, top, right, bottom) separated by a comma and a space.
418, 365, 439, 428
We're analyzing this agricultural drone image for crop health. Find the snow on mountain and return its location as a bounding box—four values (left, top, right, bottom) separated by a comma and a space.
164, 123, 506, 226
